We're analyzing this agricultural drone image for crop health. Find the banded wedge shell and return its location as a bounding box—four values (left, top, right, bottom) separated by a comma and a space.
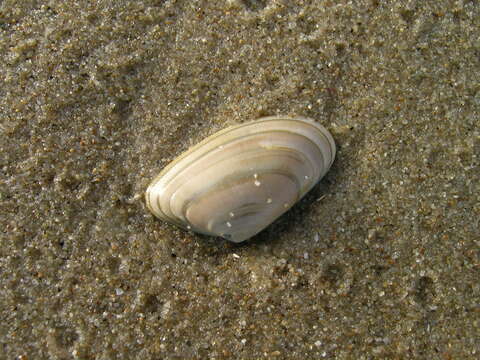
146, 116, 336, 243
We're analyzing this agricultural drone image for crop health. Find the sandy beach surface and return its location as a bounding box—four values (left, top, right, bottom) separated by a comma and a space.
1, 0, 479, 359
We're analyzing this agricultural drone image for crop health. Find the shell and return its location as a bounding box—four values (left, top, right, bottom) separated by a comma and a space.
145, 116, 336, 242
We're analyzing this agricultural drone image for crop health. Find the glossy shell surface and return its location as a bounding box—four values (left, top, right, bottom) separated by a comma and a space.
146, 116, 336, 242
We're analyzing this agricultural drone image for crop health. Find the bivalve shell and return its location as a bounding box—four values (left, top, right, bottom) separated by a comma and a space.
146, 116, 336, 242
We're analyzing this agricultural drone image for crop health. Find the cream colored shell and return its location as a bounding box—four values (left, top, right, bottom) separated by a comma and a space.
146, 116, 336, 242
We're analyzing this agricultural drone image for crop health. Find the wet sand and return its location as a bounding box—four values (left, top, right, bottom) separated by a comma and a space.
1, 0, 479, 358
